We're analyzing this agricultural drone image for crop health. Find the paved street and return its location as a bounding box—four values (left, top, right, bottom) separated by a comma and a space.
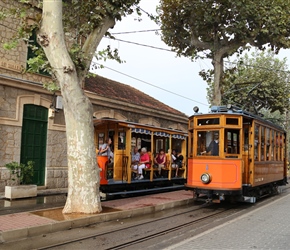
167, 193, 290, 250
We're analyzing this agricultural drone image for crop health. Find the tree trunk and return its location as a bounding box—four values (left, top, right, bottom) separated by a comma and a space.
212, 52, 224, 106
40, 0, 101, 213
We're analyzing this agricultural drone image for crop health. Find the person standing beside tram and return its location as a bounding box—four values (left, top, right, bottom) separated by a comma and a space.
99, 138, 113, 167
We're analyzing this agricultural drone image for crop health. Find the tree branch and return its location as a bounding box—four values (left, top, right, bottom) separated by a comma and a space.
81, 17, 115, 79
190, 31, 211, 50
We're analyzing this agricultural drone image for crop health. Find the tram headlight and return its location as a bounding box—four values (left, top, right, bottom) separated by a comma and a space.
201, 173, 211, 184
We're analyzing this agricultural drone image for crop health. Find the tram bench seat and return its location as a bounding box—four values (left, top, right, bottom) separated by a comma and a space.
131, 168, 138, 179
175, 163, 186, 178
167, 162, 185, 178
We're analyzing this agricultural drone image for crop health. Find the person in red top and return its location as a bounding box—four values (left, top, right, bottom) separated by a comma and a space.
154, 149, 166, 176
136, 147, 150, 180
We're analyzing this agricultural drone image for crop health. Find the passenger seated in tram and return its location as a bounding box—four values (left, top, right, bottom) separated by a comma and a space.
154, 149, 166, 177
135, 147, 150, 180
171, 149, 184, 177
131, 146, 140, 174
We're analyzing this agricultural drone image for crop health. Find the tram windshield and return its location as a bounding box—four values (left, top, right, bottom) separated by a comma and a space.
225, 129, 240, 154
197, 130, 219, 156
197, 129, 240, 156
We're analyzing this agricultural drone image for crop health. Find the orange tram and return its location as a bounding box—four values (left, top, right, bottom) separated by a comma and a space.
186, 105, 288, 203
94, 118, 187, 199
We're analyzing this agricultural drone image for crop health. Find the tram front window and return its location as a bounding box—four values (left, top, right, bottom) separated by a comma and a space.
197, 131, 219, 156
225, 129, 240, 154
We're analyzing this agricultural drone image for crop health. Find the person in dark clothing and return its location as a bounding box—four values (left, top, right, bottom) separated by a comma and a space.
202, 133, 219, 156
172, 150, 184, 177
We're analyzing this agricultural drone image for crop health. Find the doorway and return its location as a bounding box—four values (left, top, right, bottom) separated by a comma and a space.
20, 104, 48, 185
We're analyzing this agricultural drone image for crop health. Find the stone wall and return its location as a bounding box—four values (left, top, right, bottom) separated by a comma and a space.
46, 130, 68, 189
0, 125, 21, 190
0, 1, 44, 83
46, 167, 68, 189
0, 126, 69, 192
0, 124, 21, 164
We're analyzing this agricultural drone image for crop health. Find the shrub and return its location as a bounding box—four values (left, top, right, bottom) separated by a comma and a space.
5, 161, 34, 185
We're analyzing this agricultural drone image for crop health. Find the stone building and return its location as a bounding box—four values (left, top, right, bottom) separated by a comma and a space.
0, 1, 188, 191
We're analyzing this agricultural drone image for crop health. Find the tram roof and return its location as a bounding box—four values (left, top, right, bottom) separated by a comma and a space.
93, 118, 188, 136
190, 105, 286, 132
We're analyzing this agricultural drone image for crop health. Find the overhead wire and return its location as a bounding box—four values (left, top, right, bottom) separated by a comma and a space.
111, 29, 160, 35
104, 37, 173, 52
104, 36, 290, 75
92, 61, 208, 107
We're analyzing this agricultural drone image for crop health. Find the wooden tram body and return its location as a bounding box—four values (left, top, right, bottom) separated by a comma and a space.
94, 118, 187, 198
186, 106, 288, 203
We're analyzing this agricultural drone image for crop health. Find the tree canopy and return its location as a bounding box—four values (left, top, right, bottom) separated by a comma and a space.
2, 0, 141, 214
204, 50, 290, 114
7, 0, 140, 79
157, 0, 290, 105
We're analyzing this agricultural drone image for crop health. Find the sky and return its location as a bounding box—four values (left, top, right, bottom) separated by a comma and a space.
94, 0, 210, 116
93, 0, 290, 117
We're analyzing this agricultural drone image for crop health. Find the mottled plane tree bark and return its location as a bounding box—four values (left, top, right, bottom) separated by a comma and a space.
41, 0, 140, 214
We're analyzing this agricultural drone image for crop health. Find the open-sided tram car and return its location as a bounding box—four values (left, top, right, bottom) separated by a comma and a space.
186, 105, 288, 203
94, 118, 187, 199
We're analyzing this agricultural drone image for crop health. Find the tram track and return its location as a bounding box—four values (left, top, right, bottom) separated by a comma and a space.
105, 206, 239, 250
37, 188, 290, 250
36, 202, 240, 250
3, 186, 288, 250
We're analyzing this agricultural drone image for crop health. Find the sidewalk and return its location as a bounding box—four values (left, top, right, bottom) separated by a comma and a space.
167, 192, 290, 250
0, 190, 194, 243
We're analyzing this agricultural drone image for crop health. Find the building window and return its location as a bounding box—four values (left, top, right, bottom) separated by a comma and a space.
27, 30, 50, 76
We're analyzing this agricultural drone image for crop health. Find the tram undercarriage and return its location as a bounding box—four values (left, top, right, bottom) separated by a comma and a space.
100, 178, 186, 200
192, 178, 287, 204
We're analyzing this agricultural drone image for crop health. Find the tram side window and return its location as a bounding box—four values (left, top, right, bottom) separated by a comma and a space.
276, 133, 280, 160
261, 127, 265, 161
197, 130, 219, 156
132, 133, 151, 152
197, 118, 220, 125
280, 134, 285, 160
243, 128, 249, 151
172, 138, 182, 155
225, 129, 240, 154
155, 138, 164, 154
188, 130, 194, 157
276, 133, 284, 161
254, 125, 260, 161
271, 130, 275, 161
98, 132, 105, 149
266, 128, 270, 161
118, 132, 126, 150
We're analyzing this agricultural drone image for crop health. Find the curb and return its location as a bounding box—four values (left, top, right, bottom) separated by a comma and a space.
0, 188, 68, 200
0, 198, 194, 243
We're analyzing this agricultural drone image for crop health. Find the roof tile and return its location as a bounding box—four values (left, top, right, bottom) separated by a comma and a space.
85, 75, 187, 117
